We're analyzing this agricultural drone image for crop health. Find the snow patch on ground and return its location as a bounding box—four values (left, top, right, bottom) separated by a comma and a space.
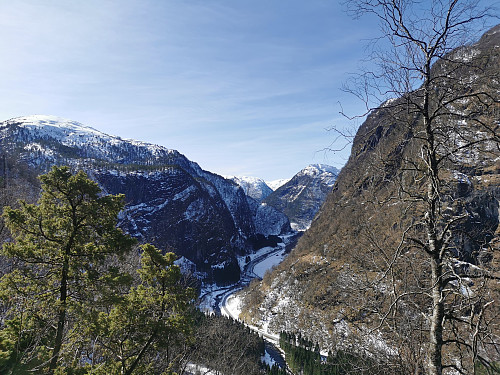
261, 351, 276, 367
253, 251, 286, 278
291, 222, 309, 232
184, 363, 217, 375
223, 294, 242, 319
174, 256, 196, 274
173, 185, 196, 201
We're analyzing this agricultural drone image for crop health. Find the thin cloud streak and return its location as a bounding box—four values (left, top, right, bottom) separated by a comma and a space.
0, 0, 385, 180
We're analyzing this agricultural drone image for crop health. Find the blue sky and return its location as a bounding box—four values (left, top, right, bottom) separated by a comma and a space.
0, 1, 496, 181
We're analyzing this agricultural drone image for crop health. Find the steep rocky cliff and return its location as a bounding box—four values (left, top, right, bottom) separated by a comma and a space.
239, 24, 500, 361
0, 115, 291, 283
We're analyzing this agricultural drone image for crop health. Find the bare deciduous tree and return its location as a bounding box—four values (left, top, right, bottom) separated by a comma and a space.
341, 1, 500, 374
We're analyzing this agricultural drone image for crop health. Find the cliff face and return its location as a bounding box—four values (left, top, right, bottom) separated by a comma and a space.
239, 25, 500, 356
0, 115, 291, 283
264, 164, 338, 231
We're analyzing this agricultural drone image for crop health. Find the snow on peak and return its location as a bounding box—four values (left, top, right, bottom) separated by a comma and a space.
266, 179, 290, 191
266, 165, 338, 191
300, 164, 339, 177
5, 115, 107, 137
226, 175, 273, 201
2, 115, 175, 160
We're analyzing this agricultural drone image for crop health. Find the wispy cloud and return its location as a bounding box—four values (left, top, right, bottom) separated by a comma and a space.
0, 0, 379, 179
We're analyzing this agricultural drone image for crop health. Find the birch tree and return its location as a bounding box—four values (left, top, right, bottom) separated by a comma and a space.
342, 1, 500, 374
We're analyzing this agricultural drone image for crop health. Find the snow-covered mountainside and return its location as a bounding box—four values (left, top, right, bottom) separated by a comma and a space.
0, 115, 291, 283
226, 175, 273, 202
264, 164, 339, 231
266, 178, 290, 191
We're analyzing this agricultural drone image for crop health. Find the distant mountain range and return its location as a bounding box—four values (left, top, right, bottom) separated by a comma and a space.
0, 115, 336, 283
228, 164, 338, 231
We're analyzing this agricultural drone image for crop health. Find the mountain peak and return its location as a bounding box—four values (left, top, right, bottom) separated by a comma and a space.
226, 175, 273, 202
4, 115, 102, 135
301, 164, 339, 176
264, 164, 338, 231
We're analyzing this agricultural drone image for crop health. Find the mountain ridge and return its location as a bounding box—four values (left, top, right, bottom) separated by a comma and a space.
0, 115, 291, 283
238, 23, 500, 361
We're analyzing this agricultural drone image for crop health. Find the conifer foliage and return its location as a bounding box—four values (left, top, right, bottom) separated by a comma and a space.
0, 166, 195, 374
276, 331, 385, 375
84, 244, 196, 375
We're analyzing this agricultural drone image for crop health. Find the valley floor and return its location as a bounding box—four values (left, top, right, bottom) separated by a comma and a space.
197, 235, 294, 370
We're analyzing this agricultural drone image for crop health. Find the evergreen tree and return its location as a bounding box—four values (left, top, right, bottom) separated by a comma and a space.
85, 244, 196, 375
0, 166, 135, 373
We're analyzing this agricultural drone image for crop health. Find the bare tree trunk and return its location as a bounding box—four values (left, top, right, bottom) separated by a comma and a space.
428, 256, 444, 375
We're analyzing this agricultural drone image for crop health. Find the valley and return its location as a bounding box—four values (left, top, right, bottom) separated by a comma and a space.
1, 1, 499, 375
199, 238, 291, 314
201, 237, 294, 370
0, 23, 499, 375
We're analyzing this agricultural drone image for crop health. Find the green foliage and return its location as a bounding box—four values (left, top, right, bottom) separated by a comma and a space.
85, 244, 196, 375
277, 331, 381, 375
0, 166, 137, 373
0, 166, 197, 375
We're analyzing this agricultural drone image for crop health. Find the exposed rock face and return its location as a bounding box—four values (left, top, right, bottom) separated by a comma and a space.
264, 164, 338, 231
228, 176, 273, 202
0, 115, 291, 283
239, 25, 500, 358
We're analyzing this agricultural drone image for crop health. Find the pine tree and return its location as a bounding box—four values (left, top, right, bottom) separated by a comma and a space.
85, 244, 196, 375
0, 166, 136, 373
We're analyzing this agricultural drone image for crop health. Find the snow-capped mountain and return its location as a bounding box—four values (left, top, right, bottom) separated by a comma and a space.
2, 115, 176, 165
266, 178, 290, 191
0, 115, 291, 283
264, 164, 339, 231
226, 176, 273, 202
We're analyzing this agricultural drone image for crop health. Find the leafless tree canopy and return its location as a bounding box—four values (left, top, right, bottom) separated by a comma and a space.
337, 1, 500, 374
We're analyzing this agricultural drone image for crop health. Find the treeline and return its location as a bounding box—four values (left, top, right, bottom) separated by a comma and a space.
191, 314, 265, 374
277, 332, 382, 375
0, 166, 265, 375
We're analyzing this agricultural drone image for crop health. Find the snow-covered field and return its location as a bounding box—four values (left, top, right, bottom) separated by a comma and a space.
253, 250, 286, 278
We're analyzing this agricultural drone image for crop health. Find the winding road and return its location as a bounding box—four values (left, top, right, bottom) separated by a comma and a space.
219, 236, 298, 370
197, 234, 301, 370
